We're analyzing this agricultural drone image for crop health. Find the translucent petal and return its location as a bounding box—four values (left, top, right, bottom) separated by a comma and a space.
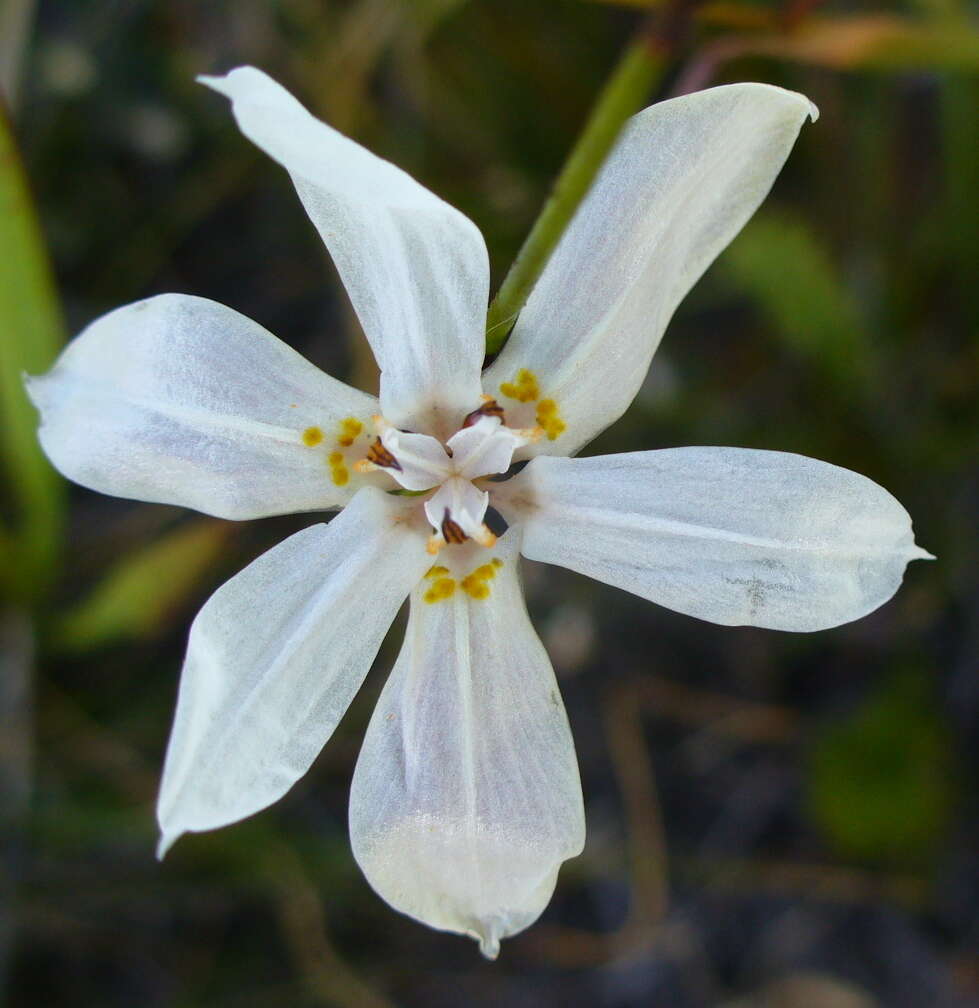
377, 425, 451, 491
349, 531, 584, 958
424, 476, 490, 542
26, 294, 377, 519
446, 416, 527, 480
201, 67, 489, 435
483, 84, 817, 457
513, 449, 931, 632
157, 487, 431, 855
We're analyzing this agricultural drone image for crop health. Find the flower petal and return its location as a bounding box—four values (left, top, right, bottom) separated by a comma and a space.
200, 67, 490, 435
349, 531, 584, 958
446, 415, 527, 480
423, 476, 491, 544
512, 449, 931, 632
484, 84, 817, 457
157, 486, 431, 856
377, 424, 451, 491
27, 294, 378, 519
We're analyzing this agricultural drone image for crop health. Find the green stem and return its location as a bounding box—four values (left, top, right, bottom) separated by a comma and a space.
485, 29, 668, 355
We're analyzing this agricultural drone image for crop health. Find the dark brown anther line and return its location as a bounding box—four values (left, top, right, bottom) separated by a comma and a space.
441, 509, 468, 545
366, 437, 402, 471
462, 399, 505, 429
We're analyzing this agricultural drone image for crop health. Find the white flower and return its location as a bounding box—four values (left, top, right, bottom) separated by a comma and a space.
27, 67, 930, 959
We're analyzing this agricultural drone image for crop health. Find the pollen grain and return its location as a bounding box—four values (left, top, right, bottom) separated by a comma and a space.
337, 416, 363, 447
536, 398, 566, 440
461, 560, 502, 600
499, 368, 540, 403
423, 577, 456, 604
328, 451, 349, 486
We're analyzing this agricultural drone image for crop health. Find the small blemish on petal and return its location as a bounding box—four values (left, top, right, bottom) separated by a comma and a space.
302, 426, 324, 447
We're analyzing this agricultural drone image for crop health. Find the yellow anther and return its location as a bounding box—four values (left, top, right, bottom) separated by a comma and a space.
500, 368, 540, 403
460, 559, 503, 601
514, 426, 544, 443
474, 527, 498, 548
423, 577, 456, 604
536, 398, 566, 441
302, 426, 324, 447
337, 416, 363, 447
425, 565, 450, 579
328, 452, 344, 466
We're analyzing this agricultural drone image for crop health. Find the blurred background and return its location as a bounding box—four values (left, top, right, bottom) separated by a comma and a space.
1, 0, 977, 1005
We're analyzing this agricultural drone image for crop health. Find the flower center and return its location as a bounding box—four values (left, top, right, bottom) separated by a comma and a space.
355, 403, 534, 553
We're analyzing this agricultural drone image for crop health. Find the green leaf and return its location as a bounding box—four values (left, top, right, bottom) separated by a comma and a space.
0, 106, 66, 602
806, 671, 956, 867
722, 209, 878, 393
54, 520, 231, 652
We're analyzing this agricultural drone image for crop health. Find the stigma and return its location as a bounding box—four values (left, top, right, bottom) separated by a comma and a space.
346, 409, 535, 553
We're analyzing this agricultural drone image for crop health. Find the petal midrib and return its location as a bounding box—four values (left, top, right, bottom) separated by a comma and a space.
544, 502, 915, 557
60, 372, 320, 445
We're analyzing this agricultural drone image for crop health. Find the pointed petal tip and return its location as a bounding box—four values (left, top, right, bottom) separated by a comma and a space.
911, 545, 936, 562
21, 370, 43, 406
198, 68, 258, 96
761, 83, 819, 123
753, 83, 819, 123
196, 72, 229, 95
709, 82, 818, 123
476, 932, 501, 961
156, 830, 181, 861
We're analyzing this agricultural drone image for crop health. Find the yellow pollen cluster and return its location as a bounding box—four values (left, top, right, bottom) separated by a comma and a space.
461, 558, 503, 600
499, 368, 540, 403
535, 398, 566, 440
303, 416, 365, 486
328, 451, 349, 486
337, 416, 363, 447
422, 559, 503, 604
423, 565, 456, 604
499, 368, 566, 440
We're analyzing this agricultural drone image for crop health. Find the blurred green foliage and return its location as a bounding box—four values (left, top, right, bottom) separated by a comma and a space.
723, 208, 877, 393
53, 520, 231, 652
807, 670, 956, 868
0, 109, 64, 602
